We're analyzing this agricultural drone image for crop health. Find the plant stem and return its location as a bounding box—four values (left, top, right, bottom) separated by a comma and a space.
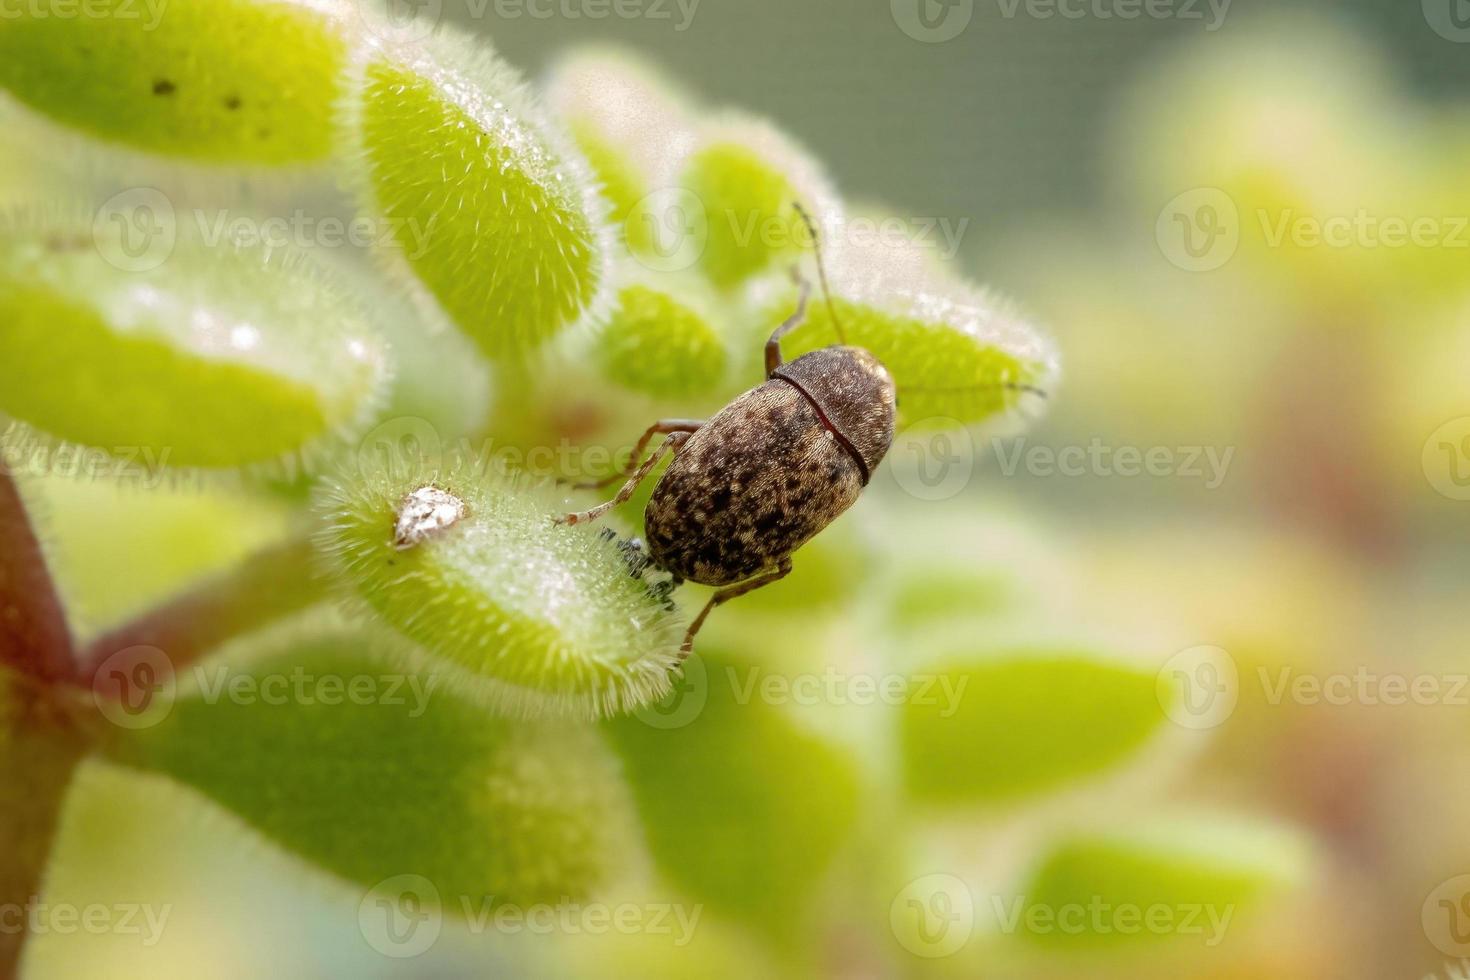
0, 467, 75, 686
0, 678, 88, 977
78, 538, 325, 687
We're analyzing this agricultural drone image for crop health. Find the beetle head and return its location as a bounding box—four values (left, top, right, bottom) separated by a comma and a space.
778, 346, 896, 477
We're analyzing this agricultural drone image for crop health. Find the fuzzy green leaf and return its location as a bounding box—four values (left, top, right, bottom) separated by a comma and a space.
0, 0, 348, 163
900, 646, 1170, 806
105, 618, 638, 907
545, 49, 694, 259
595, 275, 727, 399
759, 243, 1059, 428
1014, 815, 1312, 948
316, 456, 683, 719
605, 647, 862, 944
678, 118, 839, 290
0, 218, 390, 470
346, 29, 611, 359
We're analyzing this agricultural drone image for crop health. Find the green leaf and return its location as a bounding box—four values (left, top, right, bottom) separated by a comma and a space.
605, 647, 862, 944
595, 274, 728, 400
316, 455, 684, 719
105, 617, 638, 906
314, 252, 492, 445
544, 48, 694, 259
0, 0, 348, 163
889, 567, 1019, 628
900, 646, 1169, 806
678, 118, 840, 290
757, 243, 1059, 427
0, 217, 390, 470
1014, 814, 1312, 948
345, 29, 612, 359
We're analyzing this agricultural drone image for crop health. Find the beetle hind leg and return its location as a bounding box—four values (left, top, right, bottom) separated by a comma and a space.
557, 431, 692, 527
561, 419, 703, 490
679, 558, 793, 660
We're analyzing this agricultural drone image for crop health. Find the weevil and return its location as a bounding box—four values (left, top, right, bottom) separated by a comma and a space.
559, 203, 1037, 657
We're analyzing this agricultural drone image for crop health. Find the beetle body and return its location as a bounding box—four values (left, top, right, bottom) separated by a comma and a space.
557, 206, 903, 655
645, 345, 895, 587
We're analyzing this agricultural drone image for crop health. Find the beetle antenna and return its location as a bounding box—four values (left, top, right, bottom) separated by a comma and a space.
791, 201, 847, 346
899, 382, 1050, 399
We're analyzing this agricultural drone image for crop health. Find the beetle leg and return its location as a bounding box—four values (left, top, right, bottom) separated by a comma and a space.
563, 419, 703, 490
679, 557, 793, 659
764, 269, 811, 378
557, 431, 692, 527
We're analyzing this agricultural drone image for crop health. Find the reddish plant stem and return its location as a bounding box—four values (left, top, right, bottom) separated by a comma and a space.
0, 679, 89, 978
0, 468, 75, 686
78, 538, 324, 688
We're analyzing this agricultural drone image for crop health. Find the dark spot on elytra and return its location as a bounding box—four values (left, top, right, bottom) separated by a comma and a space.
152, 79, 176, 96
223, 94, 242, 110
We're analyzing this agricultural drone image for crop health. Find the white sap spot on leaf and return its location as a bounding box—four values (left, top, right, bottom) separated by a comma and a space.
393, 485, 467, 550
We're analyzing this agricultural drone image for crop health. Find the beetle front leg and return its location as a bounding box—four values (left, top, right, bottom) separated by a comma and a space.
679, 557, 793, 659
764, 269, 811, 378
557, 431, 693, 527
564, 419, 703, 490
